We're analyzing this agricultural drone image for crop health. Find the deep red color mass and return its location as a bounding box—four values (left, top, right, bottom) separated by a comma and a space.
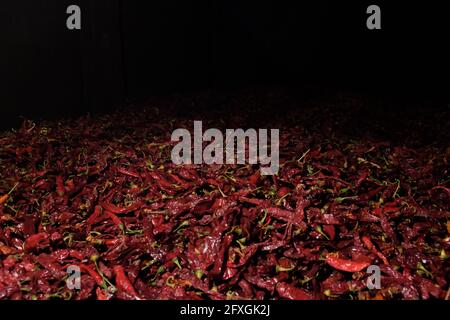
0, 93, 449, 300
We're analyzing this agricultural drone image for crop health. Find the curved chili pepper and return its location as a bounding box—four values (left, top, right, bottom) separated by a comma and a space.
103, 238, 123, 246
211, 234, 233, 276
69, 250, 85, 260
148, 172, 175, 189
87, 205, 103, 225
117, 167, 141, 178
113, 265, 139, 299
362, 235, 389, 265
276, 282, 314, 300
177, 168, 199, 181
80, 264, 105, 287
24, 233, 48, 251
325, 253, 371, 272
100, 201, 143, 214
168, 173, 190, 188
105, 211, 123, 228
266, 207, 304, 228
323, 225, 336, 240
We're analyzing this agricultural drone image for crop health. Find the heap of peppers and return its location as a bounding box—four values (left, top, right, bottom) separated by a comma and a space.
0, 92, 449, 300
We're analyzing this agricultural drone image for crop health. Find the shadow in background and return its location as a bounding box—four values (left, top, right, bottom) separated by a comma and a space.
1, 1, 449, 129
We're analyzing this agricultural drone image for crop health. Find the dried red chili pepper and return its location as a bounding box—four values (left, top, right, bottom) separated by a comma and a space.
87, 205, 103, 225
105, 211, 124, 229
361, 235, 389, 265
24, 233, 48, 251
148, 172, 175, 189
113, 265, 139, 299
100, 201, 143, 214
325, 253, 371, 273
80, 264, 105, 287
323, 225, 336, 240
117, 167, 141, 178
276, 282, 314, 300
69, 250, 85, 260
266, 207, 304, 228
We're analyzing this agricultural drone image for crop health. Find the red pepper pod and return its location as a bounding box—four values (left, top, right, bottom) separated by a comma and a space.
105, 211, 124, 228
361, 235, 389, 265
24, 232, 49, 251
325, 253, 371, 273
100, 201, 143, 214
80, 263, 105, 287
276, 282, 314, 300
87, 205, 103, 225
117, 167, 141, 178
113, 265, 140, 299
69, 250, 85, 260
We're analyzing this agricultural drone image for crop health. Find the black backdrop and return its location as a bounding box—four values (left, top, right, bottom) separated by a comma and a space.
1, 1, 449, 128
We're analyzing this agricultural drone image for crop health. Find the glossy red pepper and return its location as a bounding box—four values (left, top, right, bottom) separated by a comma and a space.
80, 264, 105, 287
276, 283, 314, 300
113, 265, 139, 299
24, 233, 48, 251
105, 211, 123, 228
117, 167, 141, 178
87, 205, 103, 225
100, 201, 143, 214
325, 253, 371, 273
361, 235, 389, 265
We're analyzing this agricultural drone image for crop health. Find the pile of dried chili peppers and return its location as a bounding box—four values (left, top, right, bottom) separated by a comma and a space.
0, 92, 449, 300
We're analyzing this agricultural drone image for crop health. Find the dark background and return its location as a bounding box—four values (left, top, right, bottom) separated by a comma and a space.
1, 1, 449, 128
